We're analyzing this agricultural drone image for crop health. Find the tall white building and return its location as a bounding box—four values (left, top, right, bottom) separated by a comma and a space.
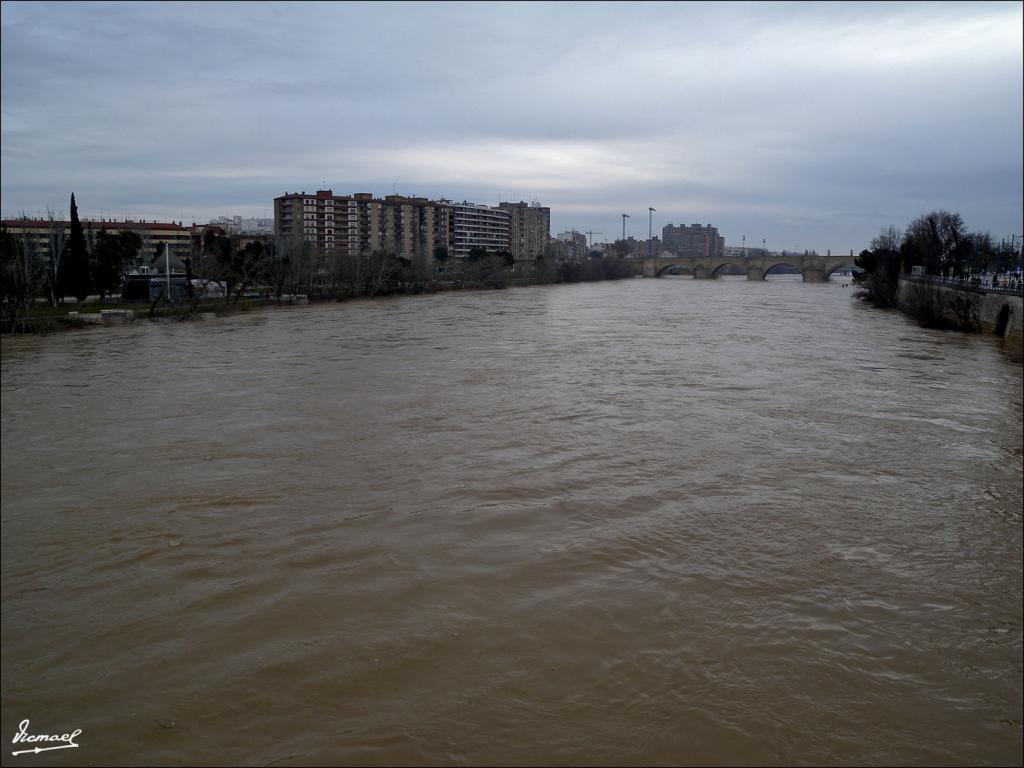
208, 215, 274, 235
448, 202, 510, 260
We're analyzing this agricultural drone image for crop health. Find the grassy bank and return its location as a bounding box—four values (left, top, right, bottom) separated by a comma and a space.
1, 297, 281, 335
4, 259, 642, 336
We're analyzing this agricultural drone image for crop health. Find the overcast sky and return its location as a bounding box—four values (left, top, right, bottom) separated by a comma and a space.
2, 1, 1021, 253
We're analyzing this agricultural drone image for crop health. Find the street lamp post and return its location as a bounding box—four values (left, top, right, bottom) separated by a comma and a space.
164, 242, 171, 303
648, 207, 656, 258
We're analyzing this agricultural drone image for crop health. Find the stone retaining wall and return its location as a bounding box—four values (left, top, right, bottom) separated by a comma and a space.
897, 276, 1023, 359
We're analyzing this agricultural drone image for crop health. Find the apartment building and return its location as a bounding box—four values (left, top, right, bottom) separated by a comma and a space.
274, 190, 357, 257
0, 217, 192, 262
662, 222, 725, 259
616, 235, 661, 258
274, 190, 452, 262
448, 202, 510, 260
554, 230, 590, 263
498, 201, 550, 267
381, 194, 452, 263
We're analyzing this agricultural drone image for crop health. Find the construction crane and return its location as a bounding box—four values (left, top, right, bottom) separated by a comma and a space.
622, 213, 630, 241
585, 230, 603, 249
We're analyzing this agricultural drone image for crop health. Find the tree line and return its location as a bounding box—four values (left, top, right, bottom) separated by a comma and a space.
854, 210, 1019, 308
2, 194, 640, 330
1, 194, 149, 323
197, 237, 637, 303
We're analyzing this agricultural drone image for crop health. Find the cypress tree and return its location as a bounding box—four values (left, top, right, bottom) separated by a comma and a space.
59, 193, 91, 303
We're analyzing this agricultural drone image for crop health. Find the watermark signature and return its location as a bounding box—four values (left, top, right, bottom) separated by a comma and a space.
11, 719, 82, 757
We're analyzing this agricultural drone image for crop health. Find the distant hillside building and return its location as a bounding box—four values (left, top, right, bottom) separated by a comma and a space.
662, 222, 725, 259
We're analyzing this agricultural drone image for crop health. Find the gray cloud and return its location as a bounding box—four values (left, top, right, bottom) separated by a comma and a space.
2, 1, 1021, 252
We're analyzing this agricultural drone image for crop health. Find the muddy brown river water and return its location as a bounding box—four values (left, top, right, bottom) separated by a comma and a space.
2, 277, 1022, 766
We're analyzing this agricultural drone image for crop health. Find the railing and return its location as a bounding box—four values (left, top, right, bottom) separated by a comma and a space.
900, 272, 1023, 297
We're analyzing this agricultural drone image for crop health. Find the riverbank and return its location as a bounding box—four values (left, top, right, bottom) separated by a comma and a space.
896, 274, 1023, 361
0, 296, 283, 335
2, 291, 470, 335
1, 260, 640, 336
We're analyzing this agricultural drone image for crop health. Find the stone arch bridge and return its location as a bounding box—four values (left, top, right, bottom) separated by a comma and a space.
639, 252, 858, 282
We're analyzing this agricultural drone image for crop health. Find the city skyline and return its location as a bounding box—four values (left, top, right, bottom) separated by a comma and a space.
2, 1, 1022, 254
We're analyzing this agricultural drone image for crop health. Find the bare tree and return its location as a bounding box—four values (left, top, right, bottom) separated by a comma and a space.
268, 234, 291, 301
870, 225, 902, 253
2, 227, 46, 330
281, 239, 315, 299
903, 211, 968, 276
44, 207, 67, 305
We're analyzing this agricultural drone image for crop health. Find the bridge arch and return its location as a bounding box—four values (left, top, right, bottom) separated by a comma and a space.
710, 262, 746, 278
762, 262, 802, 279
655, 263, 693, 277
824, 262, 860, 280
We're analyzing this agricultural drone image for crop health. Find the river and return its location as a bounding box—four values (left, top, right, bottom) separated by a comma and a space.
2, 277, 1021, 766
